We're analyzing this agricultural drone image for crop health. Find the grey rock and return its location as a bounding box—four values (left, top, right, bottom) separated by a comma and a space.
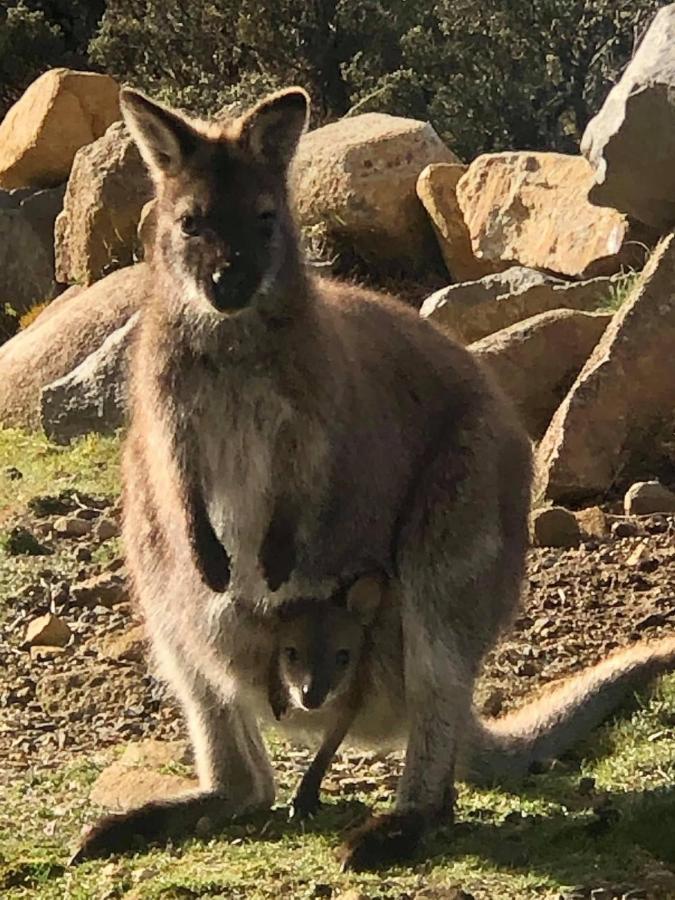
41, 312, 139, 444
582, 4, 675, 230
624, 480, 675, 515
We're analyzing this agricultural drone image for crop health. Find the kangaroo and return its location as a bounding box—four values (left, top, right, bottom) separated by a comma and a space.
269, 574, 383, 819
71, 86, 675, 870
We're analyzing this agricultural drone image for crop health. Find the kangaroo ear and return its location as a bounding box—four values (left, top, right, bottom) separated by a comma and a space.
239, 88, 309, 170
346, 575, 384, 626
120, 88, 198, 180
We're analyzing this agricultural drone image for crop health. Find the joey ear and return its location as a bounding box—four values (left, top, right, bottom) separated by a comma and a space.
239, 88, 310, 170
120, 88, 198, 179
346, 575, 384, 626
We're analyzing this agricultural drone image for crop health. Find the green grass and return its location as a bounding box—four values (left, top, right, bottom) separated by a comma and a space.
1, 683, 674, 899
0, 429, 120, 518
594, 271, 642, 313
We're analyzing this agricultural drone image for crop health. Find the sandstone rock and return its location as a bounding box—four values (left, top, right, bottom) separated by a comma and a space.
0, 264, 148, 428
0, 185, 66, 330
25, 613, 71, 648
55, 123, 152, 285
41, 312, 139, 444
582, 5, 675, 230
90, 764, 195, 811
291, 113, 457, 273
624, 481, 675, 516
119, 739, 191, 769
611, 520, 639, 539
99, 625, 145, 664
90, 739, 195, 810
421, 266, 616, 344
471, 309, 611, 439
0, 69, 120, 189
96, 517, 121, 541
531, 507, 581, 549
416, 163, 501, 281
575, 506, 609, 539
70, 573, 127, 608
53, 516, 92, 538
456, 153, 635, 278
536, 234, 675, 504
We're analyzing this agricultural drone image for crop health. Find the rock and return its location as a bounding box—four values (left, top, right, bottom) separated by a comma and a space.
90, 739, 195, 810
536, 234, 675, 504
119, 739, 191, 768
582, 5, 675, 230
0, 264, 148, 428
531, 507, 581, 549
624, 481, 675, 516
55, 122, 153, 285
25, 613, 71, 648
70, 573, 127, 608
99, 626, 145, 664
471, 309, 611, 438
96, 518, 121, 541
575, 507, 609, 538
90, 764, 195, 812
0, 69, 120, 190
3, 526, 50, 556
52, 516, 92, 538
291, 112, 457, 273
456, 152, 637, 278
611, 520, 639, 539
421, 266, 617, 344
416, 163, 501, 281
41, 312, 139, 444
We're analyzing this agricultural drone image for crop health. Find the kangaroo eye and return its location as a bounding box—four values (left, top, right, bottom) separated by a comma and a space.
180, 214, 200, 237
335, 649, 350, 667
258, 209, 277, 224
284, 647, 299, 664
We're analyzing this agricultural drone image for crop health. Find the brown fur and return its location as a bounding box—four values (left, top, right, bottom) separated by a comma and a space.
72, 87, 675, 870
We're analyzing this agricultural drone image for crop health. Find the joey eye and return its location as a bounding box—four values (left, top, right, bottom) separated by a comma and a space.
180, 214, 200, 237
335, 649, 350, 667
284, 647, 299, 664
258, 209, 277, 224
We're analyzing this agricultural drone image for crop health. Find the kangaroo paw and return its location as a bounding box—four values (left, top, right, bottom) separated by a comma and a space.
289, 788, 321, 821
337, 811, 425, 871
70, 792, 229, 863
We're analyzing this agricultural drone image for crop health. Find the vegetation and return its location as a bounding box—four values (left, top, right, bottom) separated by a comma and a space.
1, 1, 669, 159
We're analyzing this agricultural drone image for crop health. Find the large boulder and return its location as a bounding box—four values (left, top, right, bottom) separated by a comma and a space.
291, 113, 457, 274
416, 163, 503, 282
535, 234, 675, 504
471, 309, 611, 439
420, 266, 617, 344
0, 188, 64, 327
0, 265, 148, 429
456, 153, 637, 278
55, 122, 153, 285
0, 69, 120, 190
41, 312, 140, 444
582, 4, 675, 231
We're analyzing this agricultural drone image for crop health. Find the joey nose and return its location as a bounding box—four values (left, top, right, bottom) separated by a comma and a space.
301, 681, 328, 710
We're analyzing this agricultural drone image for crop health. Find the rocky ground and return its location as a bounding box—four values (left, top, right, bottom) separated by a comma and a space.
2, 489, 673, 778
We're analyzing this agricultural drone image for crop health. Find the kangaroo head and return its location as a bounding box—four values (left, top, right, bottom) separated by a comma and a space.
120, 87, 309, 316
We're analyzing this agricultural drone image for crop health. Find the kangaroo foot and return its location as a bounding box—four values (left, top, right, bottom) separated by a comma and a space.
70, 791, 232, 863
337, 811, 425, 871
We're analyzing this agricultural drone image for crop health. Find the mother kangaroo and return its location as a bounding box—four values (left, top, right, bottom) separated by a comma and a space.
71, 85, 535, 869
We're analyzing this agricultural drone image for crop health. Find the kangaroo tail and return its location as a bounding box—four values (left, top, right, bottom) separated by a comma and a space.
458, 636, 675, 786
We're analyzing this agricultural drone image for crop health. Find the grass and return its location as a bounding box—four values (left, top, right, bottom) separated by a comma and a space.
1, 429, 674, 898
595, 271, 642, 313
1, 685, 674, 899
